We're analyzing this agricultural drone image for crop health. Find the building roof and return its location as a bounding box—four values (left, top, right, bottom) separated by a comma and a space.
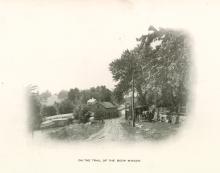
118, 104, 126, 110
99, 102, 116, 109
87, 98, 97, 104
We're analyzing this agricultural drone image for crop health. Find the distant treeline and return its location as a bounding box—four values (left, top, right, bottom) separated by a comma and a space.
27, 85, 115, 132
39, 86, 114, 116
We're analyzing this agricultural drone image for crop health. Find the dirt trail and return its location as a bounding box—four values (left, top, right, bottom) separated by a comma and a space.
87, 116, 144, 142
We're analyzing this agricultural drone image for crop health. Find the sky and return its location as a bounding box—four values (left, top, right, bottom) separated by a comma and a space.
0, 0, 219, 94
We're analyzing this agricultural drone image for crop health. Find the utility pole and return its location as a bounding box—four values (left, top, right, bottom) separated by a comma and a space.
131, 68, 135, 127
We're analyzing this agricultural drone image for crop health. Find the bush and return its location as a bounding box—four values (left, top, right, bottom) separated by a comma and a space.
93, 107, 105, 120
42, 106, 57, 117
73, 105, 90, 123
58, 99, 73, 114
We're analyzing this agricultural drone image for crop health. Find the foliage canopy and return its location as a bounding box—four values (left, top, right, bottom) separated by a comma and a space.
109, 26, 191, 112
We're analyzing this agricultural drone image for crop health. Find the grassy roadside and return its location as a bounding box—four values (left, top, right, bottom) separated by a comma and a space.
43, 123, 104, 141
121, 121, 181, 141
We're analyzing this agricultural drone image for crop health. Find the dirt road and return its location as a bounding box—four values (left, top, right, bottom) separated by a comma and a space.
87, 115, 144, 142
34, 115, 180, 142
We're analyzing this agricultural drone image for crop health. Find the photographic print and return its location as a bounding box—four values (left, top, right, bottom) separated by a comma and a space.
27, 26, 192, 143
1, 0, 220, 173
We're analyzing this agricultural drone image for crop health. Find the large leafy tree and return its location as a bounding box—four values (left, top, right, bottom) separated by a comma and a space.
110, 26, 191, 112
68, 88, 80, 105
41, 106, 57, 117
80, 89, 92, 104
58, 99, 73, 114
110, 49, 147, 105
79, 86, 113, 104
93, 86, 112, 102
138, 27, 191, 111
65, 86, 113, 110
57, 90, 68, 100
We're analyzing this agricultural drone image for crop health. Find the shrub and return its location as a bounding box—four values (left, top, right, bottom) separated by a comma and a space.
73, 105, 90, 123
93, 107, 105, 120
42, 106, 57, 117
58, 99, 73, 114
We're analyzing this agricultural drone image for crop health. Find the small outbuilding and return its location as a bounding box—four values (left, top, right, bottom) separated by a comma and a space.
90, 102, 119, 119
